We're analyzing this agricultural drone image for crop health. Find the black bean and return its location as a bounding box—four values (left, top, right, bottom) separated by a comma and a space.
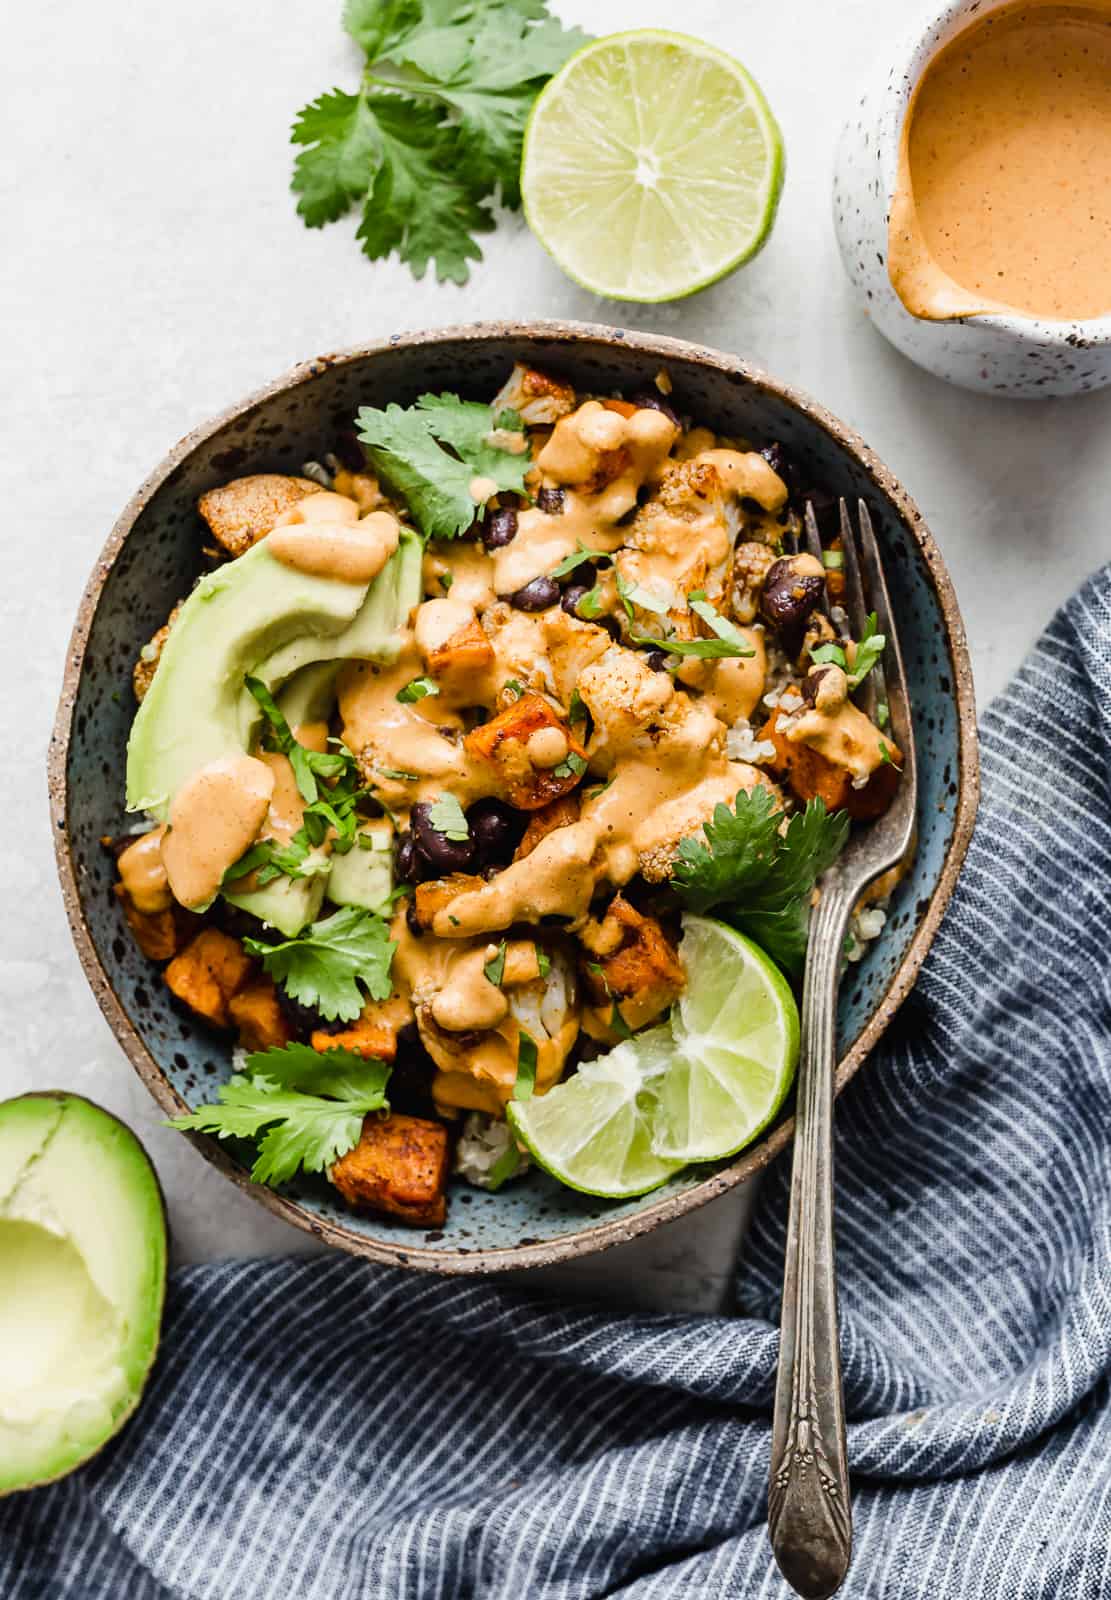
394, 831, 419, 884
405, 899, 423, 938
411, 801, 476, 874
629, 389, 679, 426
561, 583, 591, 617
507, 576, 560, 612
600, 615, 623, 643
644, 649, 670, 672
467, 798, 524, 867
760, 557, 826, 653
278, 990, 341, 1038
803, 667, 830, 708
483, 506, 518, 550
537, 486, 565, 515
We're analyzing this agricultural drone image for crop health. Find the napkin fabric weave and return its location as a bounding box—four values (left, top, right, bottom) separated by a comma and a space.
4, 565, 1111, 1599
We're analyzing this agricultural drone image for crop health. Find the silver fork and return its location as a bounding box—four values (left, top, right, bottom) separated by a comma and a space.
767, 500, 917, 1599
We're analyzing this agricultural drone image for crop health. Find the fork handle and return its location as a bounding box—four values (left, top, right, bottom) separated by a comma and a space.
768, 884, 854, 1599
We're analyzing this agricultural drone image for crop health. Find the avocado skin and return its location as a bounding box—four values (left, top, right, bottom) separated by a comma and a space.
0, 1092, 167, 1497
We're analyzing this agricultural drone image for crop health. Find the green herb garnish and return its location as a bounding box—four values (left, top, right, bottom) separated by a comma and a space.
244, 907, 396, 1022
166, 1044, 391, 1187
291, 0, 589, 284
672, 787, 849, 974
513, 1031, 538, 1100
427, 792, 470, 841
483, 940, 507, 987
396, 676, 440, 704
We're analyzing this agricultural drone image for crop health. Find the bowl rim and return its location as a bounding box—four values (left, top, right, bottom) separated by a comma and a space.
48, 318, 980, 1274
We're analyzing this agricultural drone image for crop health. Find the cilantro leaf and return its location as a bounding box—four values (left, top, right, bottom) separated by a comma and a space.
513, 1030, 538, 1100
356, 392, 528, 539
245, 907, 397, 1022
397, 675, 440, 703
549, 542, 610, 578
848, 612, 886, 689
427, 792, 470, 841
483, 939, 507, 986
292, 0, 588, 283
672, 787, 850, 974
166, 1047, 390, 1187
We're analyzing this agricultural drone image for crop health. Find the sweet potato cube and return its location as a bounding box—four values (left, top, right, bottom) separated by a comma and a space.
426, 618, 495, 683
311, 997, 412, 1061
514, 793, 581, 861
228, 977, 292, 1053
411, 873, 487, 931
464, 693, 586, 810
198, 474, 323, 558
329, 1113, 449, 1227
164, 928, 253, 1029
583, 896, 685, 1032
759, 710, 900, 821
115, 885, 181, 962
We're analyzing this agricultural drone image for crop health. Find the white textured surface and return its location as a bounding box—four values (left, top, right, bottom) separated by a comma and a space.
3, 0, 1107, 1307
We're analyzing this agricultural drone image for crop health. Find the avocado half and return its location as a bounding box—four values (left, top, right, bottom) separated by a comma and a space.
0, 1093, 167, 1495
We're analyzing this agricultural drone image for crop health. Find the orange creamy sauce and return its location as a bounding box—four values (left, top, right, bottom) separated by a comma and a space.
889, 1, 1111, 321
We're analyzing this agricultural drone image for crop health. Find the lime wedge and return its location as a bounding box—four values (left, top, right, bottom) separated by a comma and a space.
521, 30, 785, 303
650, 918, 799, 1162
508, 917, 799, 1198
508, 1026, 684, 1198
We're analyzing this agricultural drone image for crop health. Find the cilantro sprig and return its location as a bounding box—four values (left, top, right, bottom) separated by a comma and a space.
245, 906, 397, 1022
672, 787, 850, 974
291, 0, 589, 284
166, 1044, 391, 1187
357, 393, 529, 539
810, 612, 886, 691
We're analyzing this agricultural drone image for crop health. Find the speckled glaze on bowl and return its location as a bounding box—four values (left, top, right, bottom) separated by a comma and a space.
49, 322, 979, 1274
834, 0, 1111, 397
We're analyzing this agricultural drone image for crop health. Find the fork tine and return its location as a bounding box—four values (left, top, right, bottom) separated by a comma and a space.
853, 499, 916, 796
837, 499, 868, 639
838, 499, 875, 719
802, 501, 824, 566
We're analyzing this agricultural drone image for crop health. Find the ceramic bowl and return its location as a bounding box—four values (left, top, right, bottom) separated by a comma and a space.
49, 321, 979, 1273
833, 0, 1111, 397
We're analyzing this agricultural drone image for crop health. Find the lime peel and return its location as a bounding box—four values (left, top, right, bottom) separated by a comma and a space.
521, 29, 785, 303
509, 917, 799, 1198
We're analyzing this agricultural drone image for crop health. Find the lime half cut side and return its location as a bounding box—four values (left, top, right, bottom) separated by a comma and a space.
507, 1026, 684, 1199
521, 30, 785, 303
651, 917, 799, 1163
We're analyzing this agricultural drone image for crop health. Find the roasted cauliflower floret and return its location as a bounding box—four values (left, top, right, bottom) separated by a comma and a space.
197, 473, 323, 558
492, 363, 577, 426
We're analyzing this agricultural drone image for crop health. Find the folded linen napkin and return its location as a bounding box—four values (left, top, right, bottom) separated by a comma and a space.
5, 566, 1110, 1600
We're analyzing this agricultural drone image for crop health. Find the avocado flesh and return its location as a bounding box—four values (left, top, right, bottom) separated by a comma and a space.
326, 822, 394, 912
0, 1094, 166, 1495
221, 669, 338, 937
126, 539, 373, 820
253, 528, 421, 692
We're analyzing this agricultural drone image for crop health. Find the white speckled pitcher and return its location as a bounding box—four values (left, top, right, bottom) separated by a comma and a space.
833, 0, 1111, 398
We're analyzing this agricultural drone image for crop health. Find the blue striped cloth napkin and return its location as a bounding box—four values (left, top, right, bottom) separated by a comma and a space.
6, 565, 1110, 1599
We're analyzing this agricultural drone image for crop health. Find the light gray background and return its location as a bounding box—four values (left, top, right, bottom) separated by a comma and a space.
3, 0, 1107, 1306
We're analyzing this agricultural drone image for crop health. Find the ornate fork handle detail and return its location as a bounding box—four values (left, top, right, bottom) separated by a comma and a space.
768, 880, 854, 1599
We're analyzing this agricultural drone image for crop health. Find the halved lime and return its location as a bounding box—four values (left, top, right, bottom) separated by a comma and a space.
508, 1026, 684, 1198
508, 916, 799, 1198
521, 30, 785, 303
650, 918, 799, 1162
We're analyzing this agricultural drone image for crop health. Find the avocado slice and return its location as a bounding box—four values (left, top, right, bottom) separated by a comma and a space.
326, 820, 394, 912
126, 531, 421, 822
0, 1093, 166, 1495
221, 669, 339, 937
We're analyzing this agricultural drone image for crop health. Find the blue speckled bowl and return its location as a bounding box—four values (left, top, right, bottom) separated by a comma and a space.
49, 322, 979, 1273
